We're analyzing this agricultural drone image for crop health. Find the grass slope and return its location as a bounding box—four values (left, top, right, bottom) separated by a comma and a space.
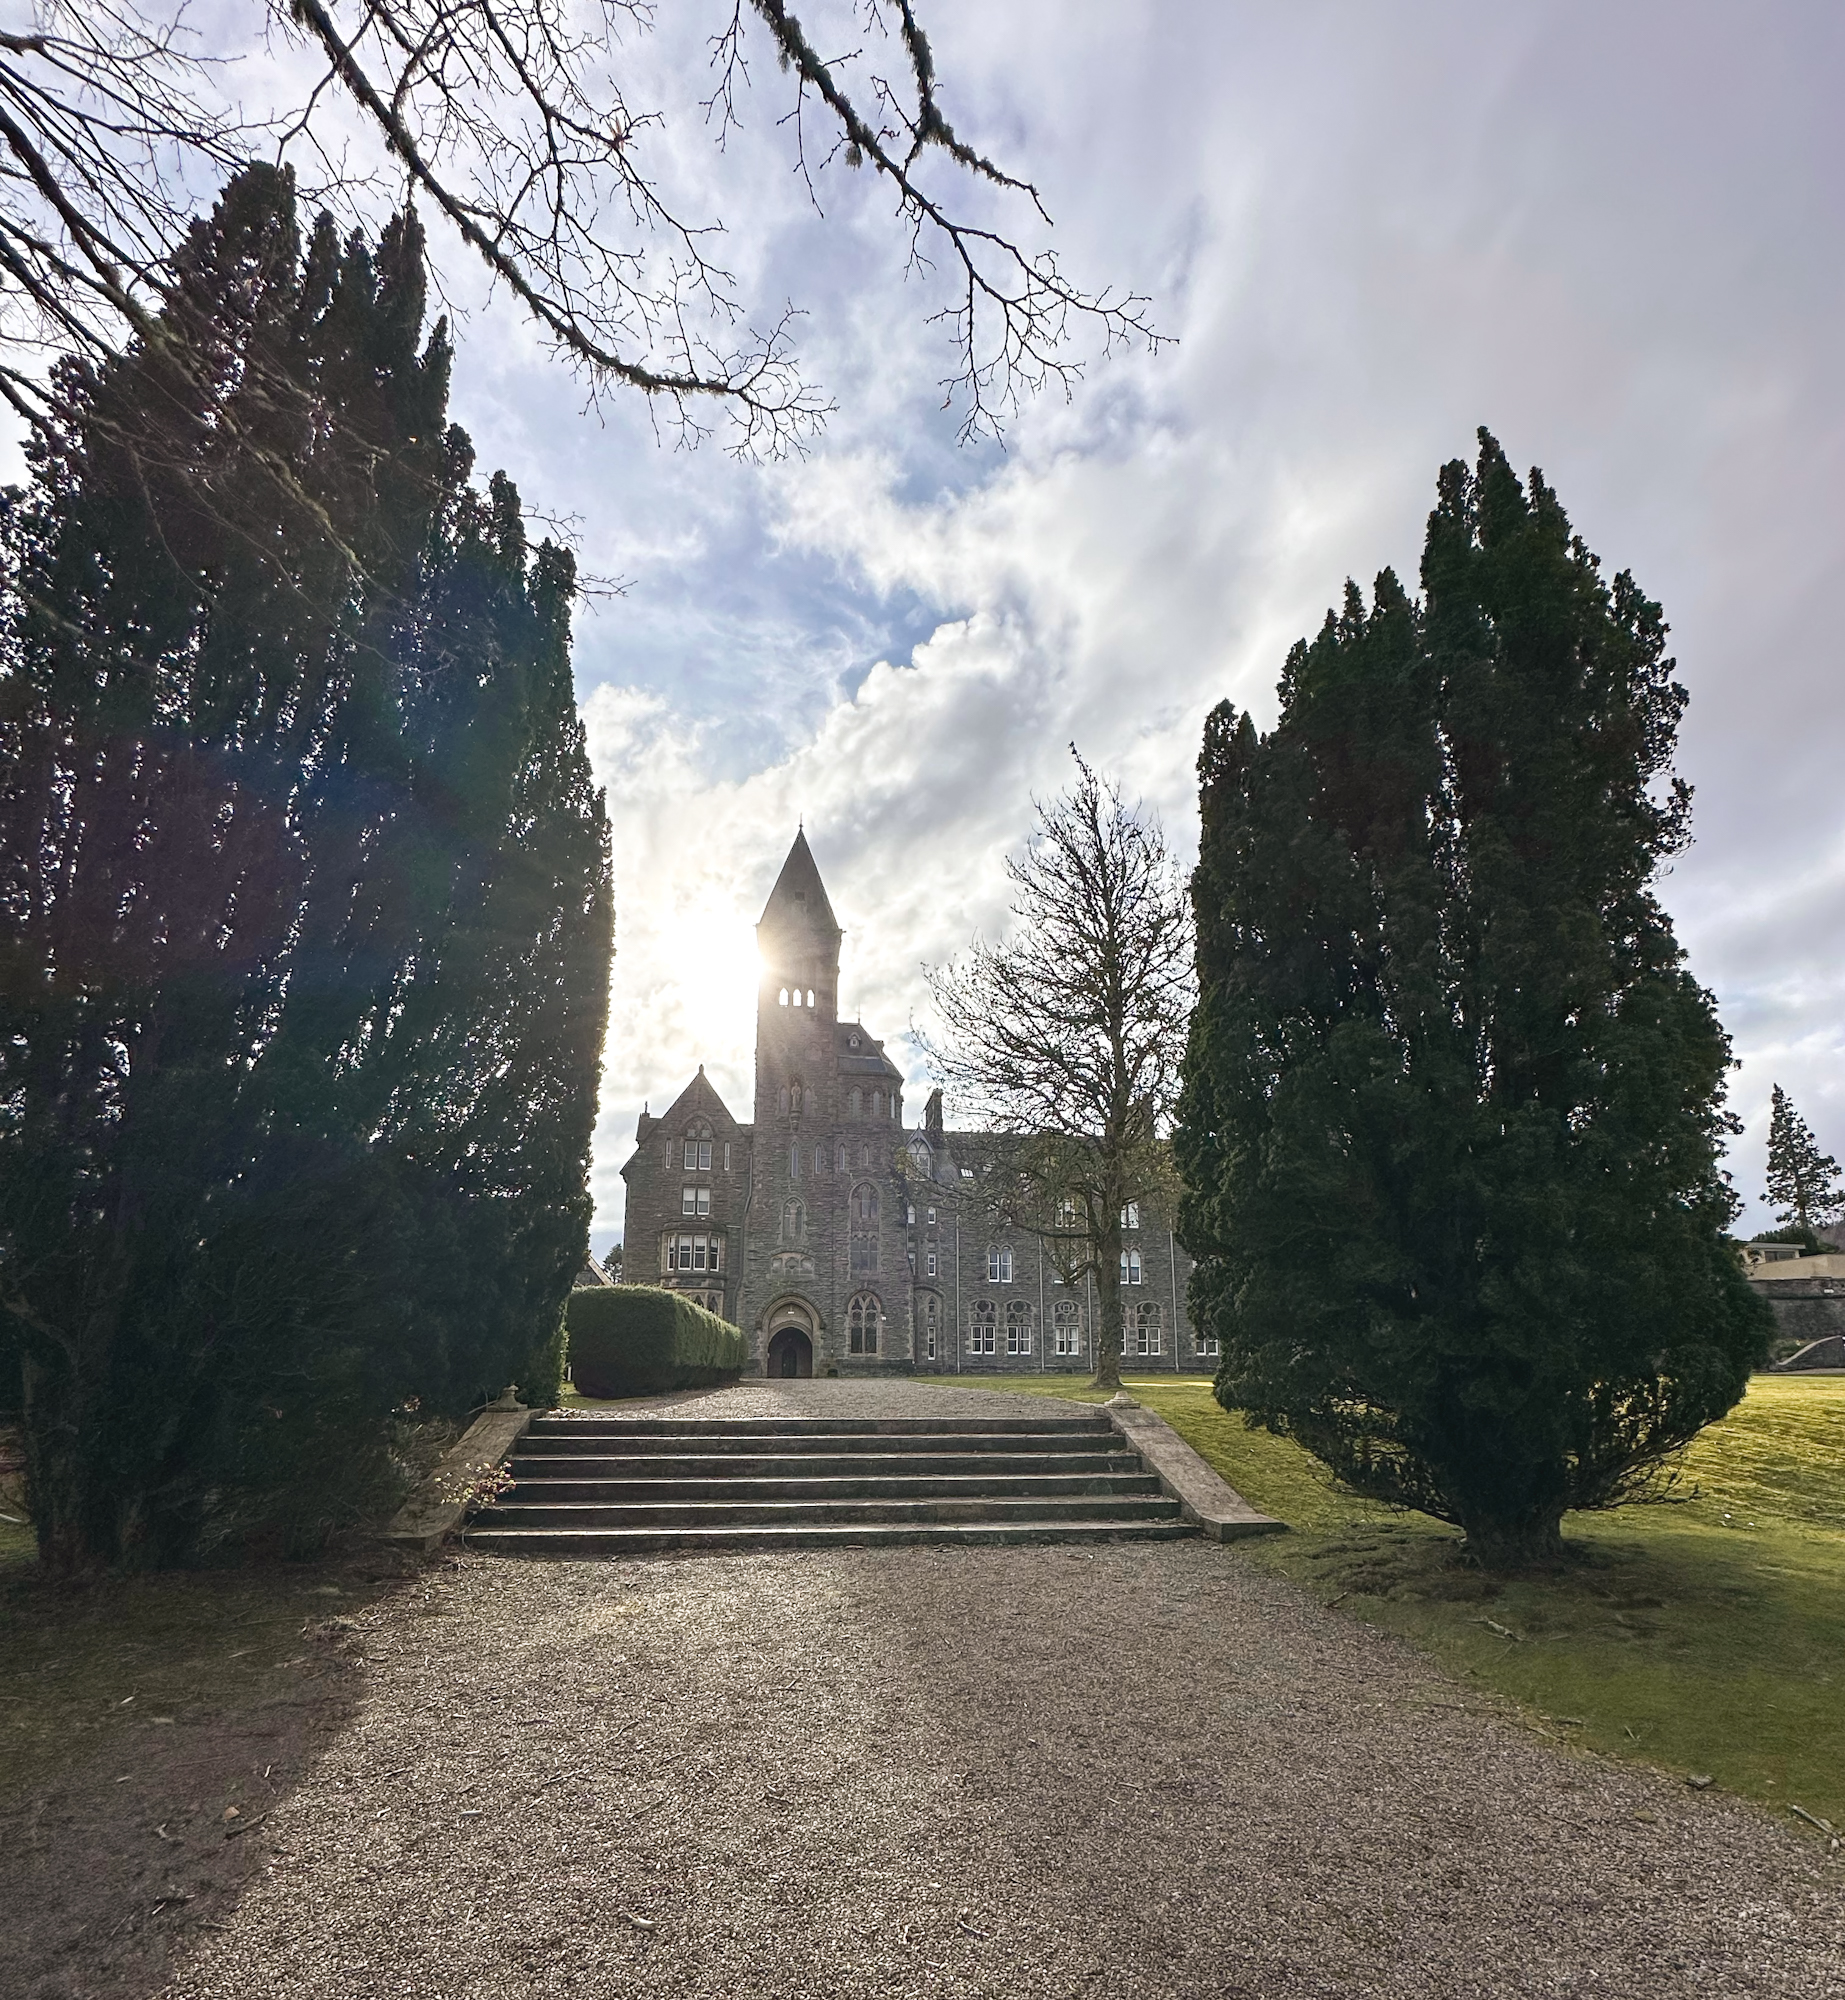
923, 1372, 1845, 1837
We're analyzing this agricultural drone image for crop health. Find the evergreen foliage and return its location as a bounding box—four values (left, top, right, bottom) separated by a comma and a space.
567, 1286, 746, 1399
1176, 431, 1770, 1569
0, 166, 612, 1569
1765, 1086, 1843, 1235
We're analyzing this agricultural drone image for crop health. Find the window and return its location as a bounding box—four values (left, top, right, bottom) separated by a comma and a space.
926, 1206, 936, 1226
806, 989, 816, 1008
987, 1246, 1013, 1283
835, 1140, 848, 1172
665, 1232, 723, 1273
815, 1144, 828, 1174
1053, 1301, 1083, 1357
1120, 1249, 1143, 1286
1194, 1329, 1221, 1359
850, 1182, 880, 1275
848, 1293, 880, 1356
723, 1142, 732, 1172
1005, 1301, 1033, 1356
960, 1167, 974, 1180
681, 1185, 710, 1217
682, 1131, 712, 1171
849, 1087, 863, 1118
1057, 1197, 1078, 1229
791, 986, 803, 1007
1121, 1203, 1140, 1230
924, 1294, 939, 1361
926, 1250, 938, 1278
778, 987, 789, 1006
778, 1086, 789, 1113
871, 1089, 882, 1119
788, 1141, 800, 1178
970, 1300, 997, 1355
1128, 1303, 1163, 1357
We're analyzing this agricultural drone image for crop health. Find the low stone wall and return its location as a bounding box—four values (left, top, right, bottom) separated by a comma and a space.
1755, 1279, 1845, 1356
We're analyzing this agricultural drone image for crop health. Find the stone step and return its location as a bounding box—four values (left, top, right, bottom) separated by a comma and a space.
477, 1494, 1182, 1529
506, 1450, 1145, 1481
465, 1518, 1198, 1555
516, 1429, 1120, 1459
502, 1471, 1163, 1503
530, 1414, 1111, 1438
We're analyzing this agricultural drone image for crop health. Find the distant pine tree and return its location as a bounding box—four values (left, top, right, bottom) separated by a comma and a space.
1765, 1086, 1843, 1235
0, 167, 612, 1568
1176, 431, 1770, 1570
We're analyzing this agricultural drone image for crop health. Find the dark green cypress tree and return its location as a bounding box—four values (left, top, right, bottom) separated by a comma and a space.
1176, 431, 1769, 1570
0, 166, 612, 1568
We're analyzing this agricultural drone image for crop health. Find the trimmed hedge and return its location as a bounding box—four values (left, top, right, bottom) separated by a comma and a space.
567, 1285, 747, 1399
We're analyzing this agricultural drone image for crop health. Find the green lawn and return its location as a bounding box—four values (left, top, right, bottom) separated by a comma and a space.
922, 1371, 1845, 1836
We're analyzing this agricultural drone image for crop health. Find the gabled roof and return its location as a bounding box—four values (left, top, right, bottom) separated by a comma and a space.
757, 829, 841, 949
623, 1066, 741, 1176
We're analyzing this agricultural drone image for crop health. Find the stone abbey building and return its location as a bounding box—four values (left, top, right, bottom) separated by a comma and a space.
622, 833, 1211, 1377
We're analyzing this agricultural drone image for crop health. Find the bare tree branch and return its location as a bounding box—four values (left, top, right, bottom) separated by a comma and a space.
0, 0, 1166, 458
918, 749, 1194, 1387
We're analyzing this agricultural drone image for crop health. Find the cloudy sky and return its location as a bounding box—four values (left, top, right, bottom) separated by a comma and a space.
54, 0, 1835, 1249
425, 0, 1843, 1254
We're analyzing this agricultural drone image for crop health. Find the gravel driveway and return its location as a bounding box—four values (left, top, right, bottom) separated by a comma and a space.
159, 1385, 1843, 1998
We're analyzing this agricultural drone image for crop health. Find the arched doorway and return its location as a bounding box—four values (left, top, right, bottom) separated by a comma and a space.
767, 1326, 814, 1378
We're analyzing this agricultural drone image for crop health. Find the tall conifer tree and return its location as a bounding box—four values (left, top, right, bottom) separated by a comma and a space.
1765, 1086, 1843, 1235
1176, 432, 1769, 1569
0, 166, 612, 1568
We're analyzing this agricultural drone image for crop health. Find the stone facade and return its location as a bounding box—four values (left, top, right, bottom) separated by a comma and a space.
621, 834, 1210, 1377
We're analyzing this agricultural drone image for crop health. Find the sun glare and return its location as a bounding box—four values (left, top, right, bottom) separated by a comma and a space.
668, 912, 762, 1056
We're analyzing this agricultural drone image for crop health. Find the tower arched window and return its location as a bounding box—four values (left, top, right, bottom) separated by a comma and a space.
848, 1292, 881, 1356
778, 987, 789, 1006
806, 989, 816, 1008
848, 1087, 862, 1118
871, 1089, 882, 1119
834, 1140, 848, 1172
791, 986, 803, 1007
853, 1182, 879, 1223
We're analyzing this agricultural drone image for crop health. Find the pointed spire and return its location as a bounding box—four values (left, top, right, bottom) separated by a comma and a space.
758, 828, 840, 944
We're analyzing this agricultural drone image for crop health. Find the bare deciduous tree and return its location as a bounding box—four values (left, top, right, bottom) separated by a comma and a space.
921, 752, 1193, 1390
0, 0, 1162, 451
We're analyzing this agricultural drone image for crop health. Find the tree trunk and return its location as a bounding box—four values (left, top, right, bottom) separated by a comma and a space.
1459, 1507, 1567, 1573
1088, 1214, 1125, 1391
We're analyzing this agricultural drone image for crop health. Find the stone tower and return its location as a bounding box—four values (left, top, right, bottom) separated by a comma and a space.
744, 831, 908, 1375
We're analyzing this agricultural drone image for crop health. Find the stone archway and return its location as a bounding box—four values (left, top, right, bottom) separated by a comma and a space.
761, 1296, 819, 1378
766, 1325, 814, 1378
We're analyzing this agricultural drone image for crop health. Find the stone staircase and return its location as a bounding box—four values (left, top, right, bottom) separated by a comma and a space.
465, 1411, 1196, 1554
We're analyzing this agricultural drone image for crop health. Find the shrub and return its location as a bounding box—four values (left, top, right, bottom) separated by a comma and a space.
567, 1287, 746, 1398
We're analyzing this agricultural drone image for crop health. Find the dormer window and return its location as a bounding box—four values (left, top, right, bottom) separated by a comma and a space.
848, 1034, 860, 1050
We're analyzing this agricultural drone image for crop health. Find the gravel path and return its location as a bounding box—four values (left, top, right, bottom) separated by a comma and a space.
158, 1386, 1844, 1998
